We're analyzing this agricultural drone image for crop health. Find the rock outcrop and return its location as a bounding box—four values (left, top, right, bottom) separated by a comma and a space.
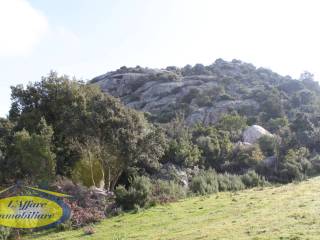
90, 59, 299, 125
243, 125, 273, 144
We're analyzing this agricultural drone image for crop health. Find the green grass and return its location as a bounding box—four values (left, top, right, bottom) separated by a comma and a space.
28, 177, 320, 240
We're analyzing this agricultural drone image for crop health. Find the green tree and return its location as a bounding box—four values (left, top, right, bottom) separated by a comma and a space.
9, 72, 167, 189
279, 147, 311, 182
192, 124, 232, 169
8, 119, 56, 183
266, 117, 288, 133
232, 144, 265, 171
258, 135, 278, 157
0, 118, 14, 183
217, 114, 247, 141
167, 138, 201, 167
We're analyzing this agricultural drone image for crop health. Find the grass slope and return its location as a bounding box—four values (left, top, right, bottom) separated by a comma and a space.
29, 177, 320, 240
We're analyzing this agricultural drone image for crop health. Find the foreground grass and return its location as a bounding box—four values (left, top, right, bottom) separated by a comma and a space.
28, 177, 320, 240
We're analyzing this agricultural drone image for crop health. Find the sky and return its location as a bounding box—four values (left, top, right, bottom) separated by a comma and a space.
0, 0, 320, 117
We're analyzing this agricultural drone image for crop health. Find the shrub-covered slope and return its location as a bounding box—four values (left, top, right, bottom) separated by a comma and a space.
91, 59, 320, 125
29, 176, 320, 240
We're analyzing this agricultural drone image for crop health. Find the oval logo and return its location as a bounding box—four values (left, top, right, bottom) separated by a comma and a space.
0, 196, 67, 228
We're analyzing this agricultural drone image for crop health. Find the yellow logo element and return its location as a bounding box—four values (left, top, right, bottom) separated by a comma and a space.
0, 196, 64, 228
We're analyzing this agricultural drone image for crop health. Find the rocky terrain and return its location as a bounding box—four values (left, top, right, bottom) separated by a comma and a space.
90, 59, 319, 125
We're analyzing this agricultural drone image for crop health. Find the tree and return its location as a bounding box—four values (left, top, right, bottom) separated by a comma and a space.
0, 118, 14, 183
300, 71, 320, 92
260, 89, 284, 120
290, 113, 317, 150
167, 138, 201, 168
217, 114, 247, 141
300, 71, 314, 82
231, 144, 265, 171
8, 72, 167, 189
192, 124, 233, 170
0, 118, 13, 160
71, 136, 121, 190
266, 117, 288, 133
258, 135, 279, 157
279, 147, 311, 182
8, 119, 56, 183
292, 90, 315, 107
135, 126, 168, 173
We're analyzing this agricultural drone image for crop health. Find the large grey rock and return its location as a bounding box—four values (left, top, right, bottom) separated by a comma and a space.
186, 99, 259, 125
243, 125, 273, 144
90, 60, 291, 125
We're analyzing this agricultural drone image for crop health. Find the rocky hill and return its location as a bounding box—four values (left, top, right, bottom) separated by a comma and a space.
91, 59, 320, 126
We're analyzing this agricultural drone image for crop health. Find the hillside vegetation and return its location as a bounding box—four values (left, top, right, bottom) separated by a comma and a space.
29, 177, 320, 240
92, 59, 320, 126
2, 59, 320, 234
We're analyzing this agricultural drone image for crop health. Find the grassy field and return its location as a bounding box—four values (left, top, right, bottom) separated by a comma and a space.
28, 177, 320, 240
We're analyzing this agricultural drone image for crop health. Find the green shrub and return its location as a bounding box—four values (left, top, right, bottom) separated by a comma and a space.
0, 227, 11, 240
193, 125, 233, 169
310, 155, 320, 175
217, 173, 245, 191
266, 117, 288, 132
217, 114, 247, 141
190, 169, 218, 195
279, 147, 311, 182
115, 176, 152, 210
241, 170, 268, 188
232, 144, 265, 170
258, 135, 278, 157
151, 180, 186, 204
167, 138, 201, 168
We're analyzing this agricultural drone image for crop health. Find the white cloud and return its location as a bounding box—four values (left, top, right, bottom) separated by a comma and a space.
0, 0, 48, 57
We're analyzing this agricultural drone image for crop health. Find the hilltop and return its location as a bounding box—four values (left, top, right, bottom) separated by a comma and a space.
91, 59, 320, 126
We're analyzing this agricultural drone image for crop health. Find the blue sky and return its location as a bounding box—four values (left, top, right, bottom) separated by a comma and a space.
0, 0, 320, 117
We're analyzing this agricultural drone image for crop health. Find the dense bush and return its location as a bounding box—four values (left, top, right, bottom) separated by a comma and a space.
190, 169, 219, 195
258, 135, 278, 157
217, 173, 245, 191
241, 170, 268, 188
115, 176, 152, 210
279, 147, 311, 182
192, 125, 233, 170
115, 176, 187, 209
150, 179, 186, 204
231, 144, 265, 171
309, 155, 320, 174
266, 117, 288, 132
217, 114, 247, 141
7, 119, 56, 183
167, 138, 201, 168
190, 169, 268, 195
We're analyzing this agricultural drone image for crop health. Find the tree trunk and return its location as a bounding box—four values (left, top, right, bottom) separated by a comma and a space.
88, 151, 96, 187
110, 169, 123, 191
